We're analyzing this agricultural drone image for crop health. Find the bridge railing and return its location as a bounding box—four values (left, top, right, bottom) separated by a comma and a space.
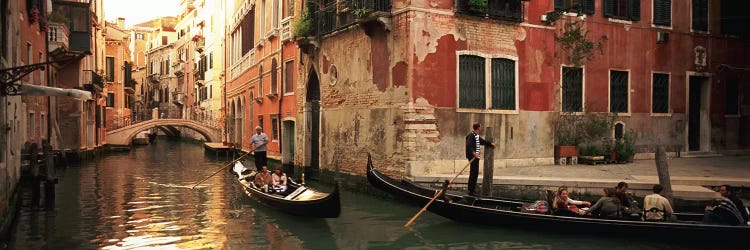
188, 113, 223, 129
107, 112, 153, 131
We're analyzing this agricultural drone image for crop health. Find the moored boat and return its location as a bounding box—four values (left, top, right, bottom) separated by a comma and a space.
366, 154, 749, 241
232, 161, 341, 218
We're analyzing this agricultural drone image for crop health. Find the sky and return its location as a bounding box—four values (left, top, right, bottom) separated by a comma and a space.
104, 0, 180, 27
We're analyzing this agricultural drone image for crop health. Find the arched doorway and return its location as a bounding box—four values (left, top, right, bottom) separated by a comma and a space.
229, 100, 235, 144
306, 68, 320, 170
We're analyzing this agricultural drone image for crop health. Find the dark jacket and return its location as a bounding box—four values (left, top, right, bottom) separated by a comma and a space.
729, 196, 749, 223
465, 131, 491, 160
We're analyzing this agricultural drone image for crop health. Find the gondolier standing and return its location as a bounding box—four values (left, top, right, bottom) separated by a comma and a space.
465, 122, 495, 196
250, 126, 269, 172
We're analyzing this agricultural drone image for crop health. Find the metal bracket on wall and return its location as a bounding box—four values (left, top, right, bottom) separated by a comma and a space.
0, 62, 48, 96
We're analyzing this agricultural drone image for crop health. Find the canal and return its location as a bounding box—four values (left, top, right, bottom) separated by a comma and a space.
5, 140, 699, 249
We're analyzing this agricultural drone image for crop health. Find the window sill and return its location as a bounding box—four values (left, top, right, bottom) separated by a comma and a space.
651, 24, 672, 30
607, 18, 633, 25
283, 92, 294, 97
651, 113, 672, 117
456, 108, 519, 115
611, 112, 631, 117
691, 29, 709, 35
561, 111, 585, 115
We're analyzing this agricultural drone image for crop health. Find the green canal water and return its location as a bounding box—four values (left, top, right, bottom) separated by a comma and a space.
5, 140, 706, 249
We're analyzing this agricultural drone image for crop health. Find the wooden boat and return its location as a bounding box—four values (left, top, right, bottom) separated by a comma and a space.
366, 155, 749, 241
232, 161, 341, 218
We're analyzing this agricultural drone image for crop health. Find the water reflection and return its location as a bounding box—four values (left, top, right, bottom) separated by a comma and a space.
7, 140, 705, 250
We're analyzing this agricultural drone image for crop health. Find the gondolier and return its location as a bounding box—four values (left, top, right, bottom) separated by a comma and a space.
250, 126, 269, 172
465, 122, 495, 196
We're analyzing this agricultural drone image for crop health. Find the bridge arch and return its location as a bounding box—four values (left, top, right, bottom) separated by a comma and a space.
106, 119, 220, 146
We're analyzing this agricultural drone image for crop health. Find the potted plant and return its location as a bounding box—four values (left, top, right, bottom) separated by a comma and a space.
615, 131, 636, 163
554, 113, 582, 165
293, 10, 318, 54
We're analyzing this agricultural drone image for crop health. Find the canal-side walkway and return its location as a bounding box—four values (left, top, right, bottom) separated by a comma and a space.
412, 155, 750, 200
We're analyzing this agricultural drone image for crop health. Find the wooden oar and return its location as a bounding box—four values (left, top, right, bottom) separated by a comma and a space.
404, 157, 477, 227
191, 150, 251, 189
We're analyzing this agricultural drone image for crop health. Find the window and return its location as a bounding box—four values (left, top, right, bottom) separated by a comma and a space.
27, 43, 32, 83
40, 114, 46, 138
653, 0, 671, 26
258, 65, 264, 96
271, 115, 279, 140
603, 0, 640, 21
107, 92, 115, 107
554, 0, 595, 14
28, 113, 35, 138
258, 115, 264, 131
135, 33, 144, 39
1, 0, 7, 58
562, 67, 583, 112
692, 0, 708, 32
165, 59, 170, 75
285, 0, 295, 18
240, 8, 255, 55
458, 55, 517, 110
726, 77, 739, 115
652, 73, 669, 113
209, 85, 212, 99
284, 60, 294, 94
209, 53, 213, 69
271, 59, 278, 94
260, 0, 266, 35
721, 0, 747, 36
106, 57, 115, 82
162, 36, 168, 45
610, 70, 629, 113
38, 52, 43, 84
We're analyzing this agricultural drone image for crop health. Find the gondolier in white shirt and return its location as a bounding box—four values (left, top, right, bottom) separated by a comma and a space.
250, 126, 269, 172
465, 122, 495, 196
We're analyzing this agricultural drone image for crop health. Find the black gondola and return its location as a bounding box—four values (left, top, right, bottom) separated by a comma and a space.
366, 154, 749, 241
232, 161, 341, 218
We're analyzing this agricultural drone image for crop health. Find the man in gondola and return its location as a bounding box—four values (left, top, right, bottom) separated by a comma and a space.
465, 122, 495, 196
250, 126, 269, 172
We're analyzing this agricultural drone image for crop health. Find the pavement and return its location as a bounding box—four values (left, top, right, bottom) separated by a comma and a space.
412, 155, 750, 200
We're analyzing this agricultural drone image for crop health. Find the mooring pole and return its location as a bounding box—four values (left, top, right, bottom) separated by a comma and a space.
481, 127, 495, 196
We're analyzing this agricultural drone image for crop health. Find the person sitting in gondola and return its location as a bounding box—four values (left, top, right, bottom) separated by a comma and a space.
585, 188, 622, 219
254, 165, 273, 192
703, 197, 745, 226
643, 184, 673, 222
271, 167, 288, 193
552, 186, 591, 217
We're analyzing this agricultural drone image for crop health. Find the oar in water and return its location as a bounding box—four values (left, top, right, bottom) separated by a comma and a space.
404, 157, 477, 227
191, 150, 252, 189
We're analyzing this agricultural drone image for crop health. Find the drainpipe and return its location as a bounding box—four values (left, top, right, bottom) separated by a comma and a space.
278, 40, 283, 166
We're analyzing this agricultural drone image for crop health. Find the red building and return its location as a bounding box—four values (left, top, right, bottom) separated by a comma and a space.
293, 0, 749, 177
20, 0, 50, 146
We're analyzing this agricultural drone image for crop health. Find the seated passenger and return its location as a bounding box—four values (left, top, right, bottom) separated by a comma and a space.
552, 186, 591, 216
703, 197, 745, 226
643, 184, 674, 221
254, 165, 272, 190
615, 181, 634, 212
586, 188, 622, 219
271, 167, 288, 193
720, 185, 749, 224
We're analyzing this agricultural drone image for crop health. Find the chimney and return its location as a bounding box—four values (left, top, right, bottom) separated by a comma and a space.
117, 17, 126, 29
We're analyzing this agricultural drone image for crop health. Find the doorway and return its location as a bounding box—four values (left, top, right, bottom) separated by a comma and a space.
306, 68, 320, 170
282, 120, 295, 165
688, 76, 710, 151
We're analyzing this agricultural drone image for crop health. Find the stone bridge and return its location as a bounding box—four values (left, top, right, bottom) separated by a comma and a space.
106, 118, 221, 146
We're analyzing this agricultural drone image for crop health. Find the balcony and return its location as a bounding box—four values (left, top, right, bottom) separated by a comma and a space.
194, 71, 205, 86
148, 74, 161, 84
48, 22, 69, 53
172, 91, 185, 106
82, 70, 105, 93
229, 51, 254, 81
54, 1, 92, 53
455, 0, 524, 22
280, 18, 292, 42
125, 79, 137, 93
311, 0, 392, 37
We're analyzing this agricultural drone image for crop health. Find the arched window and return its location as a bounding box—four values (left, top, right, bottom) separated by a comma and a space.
271, 59, 278, 94
258, 64, 264, 96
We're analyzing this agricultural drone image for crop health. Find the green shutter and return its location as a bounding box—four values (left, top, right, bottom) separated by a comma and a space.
610, 70, 629, 113
459, 55, 486, 109
491, 58, 515, 110
652, 73, 669, 113
692, 0, 708, 32
555, 0, 564, 10
603, 0, 614, 17
653, 0, 671, 26
628, 0, 640, 21
726, 77, 739, 115
562, 67, 583, 112
583, 0, 595, 14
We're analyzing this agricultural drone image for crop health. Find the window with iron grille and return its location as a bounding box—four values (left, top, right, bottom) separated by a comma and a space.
652, 73, 669, 113
271, 115, 279, 140
285, 60, 294, 94
653, 0, 671, 26
692, 0, 708, 32
107, 92, 115, 107
106, 57, 115, 82
259, 65, 264, 96
458, 54, 516, 110
271, 59, 278, 94
562, 67, 583, 112
603, 0, 640, 21
610, 70, 629, 113
726, 77, 739, 115
555, 0, 595, 14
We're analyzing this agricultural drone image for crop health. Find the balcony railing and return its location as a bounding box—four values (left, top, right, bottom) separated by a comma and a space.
172, 91, 185, 105
229, 51, 254, 81
125, 79, 137, 89
311, 0, 391, 37
455, 0, 524, 22
280, 18, 292, 42
148, 74, 160, 84
48, 22, 69, 52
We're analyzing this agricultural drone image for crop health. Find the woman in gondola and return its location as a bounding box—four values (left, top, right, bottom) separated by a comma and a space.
585, 188, 622, 219
552, 186, 591, 216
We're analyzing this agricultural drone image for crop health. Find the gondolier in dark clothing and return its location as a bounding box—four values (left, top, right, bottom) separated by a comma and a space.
465, 123, 495, 196
250, 126, 269, 172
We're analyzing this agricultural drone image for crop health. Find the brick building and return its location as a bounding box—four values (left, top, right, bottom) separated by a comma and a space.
293, 0, 749, 178
19, 0, 50, 146
104, 19, 133, 130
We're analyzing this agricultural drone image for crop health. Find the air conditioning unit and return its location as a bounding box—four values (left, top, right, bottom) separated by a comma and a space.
657, 31, 669, 44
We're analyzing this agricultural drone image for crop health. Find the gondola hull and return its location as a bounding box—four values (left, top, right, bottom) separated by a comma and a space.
366, 155, 749, 241
233, 162, 341, 218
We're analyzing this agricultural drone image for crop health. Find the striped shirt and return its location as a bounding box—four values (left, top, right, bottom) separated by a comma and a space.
474, 133, 481, 159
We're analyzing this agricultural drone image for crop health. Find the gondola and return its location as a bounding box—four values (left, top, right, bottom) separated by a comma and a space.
366, 154, 749, 242
232, 161, 341, 218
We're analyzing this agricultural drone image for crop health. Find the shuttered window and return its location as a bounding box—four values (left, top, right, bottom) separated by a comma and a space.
491, 59, 516, 110
653, 0, 671, 26
604, 0, 639, 21
562, 67, 583, 112
726, 77, 739, 115
652, 73, 669, 113
554, 0, 595, 14
692, 0, 708, 32
459, 55, 486, 109
610, 70, 629, 113
459, 55, 517, 110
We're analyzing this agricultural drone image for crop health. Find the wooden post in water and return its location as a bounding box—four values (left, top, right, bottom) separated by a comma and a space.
30, 143, 40, 206
655, 146, 674, 206
43, 140, 56, 208
481, 127, 494, 196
